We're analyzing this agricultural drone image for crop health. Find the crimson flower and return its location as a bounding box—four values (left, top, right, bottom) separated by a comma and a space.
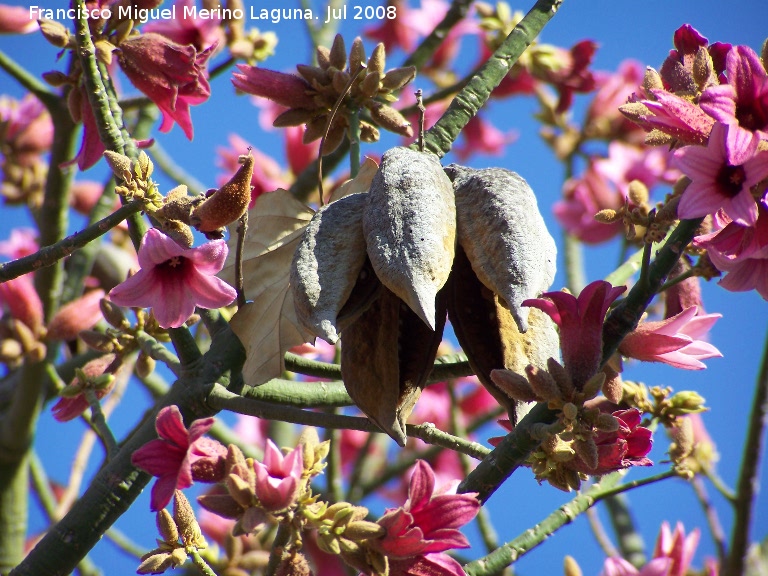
132, 405, 227, 511
523, 280, 626, 389
567, 407, 653, 475
373, 460, 479, 576
108, 228, 236, 329
116, 32, 214, 139
673, 121, 768, 225
659, 24, 730, 93
618, 306, 722, 370
252, 439, 304, 512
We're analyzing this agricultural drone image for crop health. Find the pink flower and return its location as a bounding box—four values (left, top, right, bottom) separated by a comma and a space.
700, 45, 768, 144
523, 280, 626, 389
653, 522, 701, 576
0, 274, 43, 333
216, 134, 288, 208
0, 4, 38, 34
116, 32, 214, 139
253, 439, 303, 512
46, 289, 105, 342
232, 65, 316, 110
0, 93, 53, 164
554, 165, 624, 244
585, 59, 645, 139
109, 228, 236, 328
618, 306, 722, 370
593, 142, 678, 194
546, 40, 600, 113
695, 207, 768, 299
373, 460, 479, 576
453, 113, 517, 161
568, 407, 653, 475
601, 556, 672, 576
51, 355, 117, 422
627, 89, 715, 146
143, 0, 224, 53
0, 227, 38, 260
131, 405, 227, 510
673, 122, 768, 225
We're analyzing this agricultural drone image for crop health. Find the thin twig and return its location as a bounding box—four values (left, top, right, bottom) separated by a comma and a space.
691, 476, 728, 566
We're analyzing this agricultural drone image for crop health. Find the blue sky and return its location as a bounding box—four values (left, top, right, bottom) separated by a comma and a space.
2, 0, 768, 574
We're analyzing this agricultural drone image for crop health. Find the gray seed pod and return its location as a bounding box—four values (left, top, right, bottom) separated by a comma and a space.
291, 193, 368, 344
363, 147, 456, 330
445, 164, 557, 333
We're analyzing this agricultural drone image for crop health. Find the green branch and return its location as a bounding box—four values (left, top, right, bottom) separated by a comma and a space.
421, 0, 564, 157
463, 470, 676, 575
0, 49, 56, 107
725, 327, 768, 576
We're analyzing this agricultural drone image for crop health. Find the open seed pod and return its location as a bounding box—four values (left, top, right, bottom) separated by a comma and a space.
291, 193, 369, 344
363, 147, 456, 330
446, 164, 556, 333
447, 245, 560, 425
340, 287, 447, 445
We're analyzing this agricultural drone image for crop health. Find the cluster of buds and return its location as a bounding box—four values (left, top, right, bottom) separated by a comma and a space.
304, 501, 387, 574
79, 297, 178, 380
621, 380, 707, 425
105, 150, 164, 211
138, 491, 208, 575
492, 361, 652, 491
233, 34, 416, 154
594, 179, 676, 243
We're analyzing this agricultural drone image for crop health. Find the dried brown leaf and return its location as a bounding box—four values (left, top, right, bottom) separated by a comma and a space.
328, 156, 378, 203
363, 147, 455, 330
222, 189, 315, 386
446, 165, 557, 333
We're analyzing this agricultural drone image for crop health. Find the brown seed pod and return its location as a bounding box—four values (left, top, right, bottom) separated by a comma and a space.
446, 164, 557, 333
447, 245, 559, 424
363, 147, 455, 330
291, 193, 369, 344
341, 287, 446, 446
190, 153, 254, 232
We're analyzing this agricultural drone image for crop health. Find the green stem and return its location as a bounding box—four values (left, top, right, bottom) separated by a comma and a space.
189, 550, 218, 576
348, 108, 361, 178
725, 327, 768, 576
691, 476, 727, 566
603, 493, 646, 567
83, 389, 118, 459
463, 470, 676, 576
421, 0, 564, 157
403, 0, 474, 70
136, 332, 181, 376
563, 233, 586, 294
0, 50, 56, 105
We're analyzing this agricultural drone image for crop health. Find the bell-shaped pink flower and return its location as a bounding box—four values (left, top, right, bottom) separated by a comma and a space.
618, 306, 722, 369
253, 439, 304, 512
131, 405, 227, 511
0, 5, 38, 34
108, 228, 236, 329
374, 460, 479, 575
0, 274, 44, 334
523, 280, 626, 389
653, 522, 701, 576
231, 65, 316, 110
117, 32, 214, 139
600, 556, 672, 576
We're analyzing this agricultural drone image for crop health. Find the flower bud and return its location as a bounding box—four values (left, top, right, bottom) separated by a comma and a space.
628, 180, 649, 207
174, 490, 206, 549
564, 555, 583, 576
38, 19, 70, 48
156, 508, 179, 543
190, 153, 254, 233
642, 66, 663, 93
42, 71, 71, 87
668, 390, 707, 415
135, 351, 156, 379
103, 151, 133, 183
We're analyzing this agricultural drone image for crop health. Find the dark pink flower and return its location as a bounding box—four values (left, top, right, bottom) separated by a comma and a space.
117, 32, 214, 139
700, 45, 768, 142
231, 65, 316, 110
567, 407, 653, 475
524, 280, 626, 388
51, 355, 117, 422
618, 306, 722, 369
143, 0, 224, 53
627, 89, 715, 146
131, 405, 227, 510
253, 439, 303, 512
539, 40, 600, 113
659, 24, 730, 93
108, 228, 236, 328
373, 460, 479, 575
673, 122, 768, 225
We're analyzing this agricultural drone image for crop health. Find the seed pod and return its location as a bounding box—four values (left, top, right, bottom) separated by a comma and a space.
191, 153, 254, 232
447, 245, 559, 424
341, 287, 447, 446
291, 193, 369, 344
363, 147, 455, 330
446, 164, 557, 333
